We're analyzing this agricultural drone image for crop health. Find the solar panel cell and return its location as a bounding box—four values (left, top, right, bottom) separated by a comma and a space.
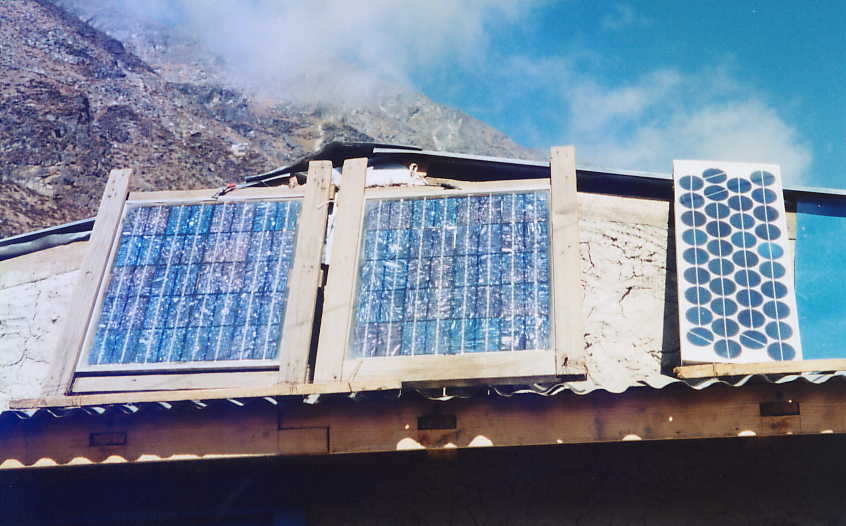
349, 191, 552, 358
87, 199, 302, 366
674, 160, 803, 363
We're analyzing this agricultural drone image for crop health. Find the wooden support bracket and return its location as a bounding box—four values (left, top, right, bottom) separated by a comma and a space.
675, 359, 846, 379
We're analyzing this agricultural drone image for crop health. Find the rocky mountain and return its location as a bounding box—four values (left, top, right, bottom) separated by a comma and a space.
0, 0, 538, 238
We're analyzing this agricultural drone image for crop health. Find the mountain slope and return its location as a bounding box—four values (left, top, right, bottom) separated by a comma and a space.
0, 0, 538, 237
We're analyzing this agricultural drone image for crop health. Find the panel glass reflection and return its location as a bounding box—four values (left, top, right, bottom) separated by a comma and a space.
88, 200, 301, 365
349, 191, 552, 358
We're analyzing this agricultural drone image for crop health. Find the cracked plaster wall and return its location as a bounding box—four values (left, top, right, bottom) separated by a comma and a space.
0, 242, 84, 410
576, 193, 679, 393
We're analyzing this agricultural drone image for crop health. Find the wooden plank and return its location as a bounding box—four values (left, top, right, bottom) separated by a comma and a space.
0, 402, 280, 469
127, 185, 303, 203
72, 371, 280, 393
13, 386, 294, 409
675, 359, 846, 379
6, 380, 846, 470
75, 359, 276, 374
43, 169, 132, 397
73, 198, 133, 377
342, 351, 557, 384
313, 158, 368, 383
276, 382, 846, 454
787, 210, 797, 239
364, 178, 550, 199
278, 427, 330, 455
11, 380, 406, 410
279, 161, 333, 383
578, 192, 669, 228
550, 146, 586, 375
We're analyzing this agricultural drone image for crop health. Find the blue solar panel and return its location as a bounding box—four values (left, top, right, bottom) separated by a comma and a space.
349, 191, 551, 358
87, 199, 301, 366
673, 161, 802, 363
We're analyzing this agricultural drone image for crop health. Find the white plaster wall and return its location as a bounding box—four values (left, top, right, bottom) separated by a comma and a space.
0, 242, 85, 410
575, 193, 679, 393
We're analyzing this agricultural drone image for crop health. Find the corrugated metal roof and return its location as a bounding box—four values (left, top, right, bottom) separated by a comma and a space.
1, 396, 281, 421
6, 371, 846, 420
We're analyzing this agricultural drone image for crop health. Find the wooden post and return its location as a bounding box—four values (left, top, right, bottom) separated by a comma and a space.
279, 161, 333, 383
313, 158, 368, 382
550, 147, 585, 375
43, 169, 132, 396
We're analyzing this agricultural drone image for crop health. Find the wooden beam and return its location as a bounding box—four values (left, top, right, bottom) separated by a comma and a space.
313, 158, 368, 383
550, 146, 585, 375
342, 350, 557, 384
279, 161, 333, 383
11, 379, 403, 410
364, 178, 550, 198
675, 359, 846, 379
72, 371, 280, 393
5, 381, 846, 470
43, 169, 132, 397
127, 186, 304, 202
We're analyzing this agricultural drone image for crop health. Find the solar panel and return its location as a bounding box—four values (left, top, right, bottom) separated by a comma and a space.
86, 199, 302, 366
673, 160, 802, 363
349, 191, 551, 358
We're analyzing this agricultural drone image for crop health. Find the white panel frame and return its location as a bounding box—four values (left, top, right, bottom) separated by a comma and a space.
673, 159, 803, 364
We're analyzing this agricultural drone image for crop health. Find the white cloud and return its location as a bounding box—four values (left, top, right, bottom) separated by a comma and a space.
571, 75, 810, 183
496, 59, 811, 183
87, 0, 535, 102
580, 99, 811, 183
567, 70, 683, 135
601, 3, 653, 31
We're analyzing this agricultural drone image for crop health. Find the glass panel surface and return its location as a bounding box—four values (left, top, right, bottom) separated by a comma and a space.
349, 191, 552, 358
88, 199, 301, 365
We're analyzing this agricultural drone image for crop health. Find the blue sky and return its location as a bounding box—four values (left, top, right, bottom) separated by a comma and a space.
120, 0, 844, 188
408, 1, 845, 187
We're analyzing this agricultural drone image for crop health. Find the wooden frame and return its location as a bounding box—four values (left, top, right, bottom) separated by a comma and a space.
45, 162, 332, 396
313, 149, 585, 387
675, 359, 846, 379
7, 380, 846, 470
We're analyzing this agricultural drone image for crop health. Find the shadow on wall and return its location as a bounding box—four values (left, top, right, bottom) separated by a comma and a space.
661, 202, 681, 374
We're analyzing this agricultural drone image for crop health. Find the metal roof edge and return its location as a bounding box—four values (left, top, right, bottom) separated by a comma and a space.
372, 148, 846, 198
0, 216, 94, 247
0, 217, 94, 261
4, 147, 846, 258
5, 370, 846, 420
